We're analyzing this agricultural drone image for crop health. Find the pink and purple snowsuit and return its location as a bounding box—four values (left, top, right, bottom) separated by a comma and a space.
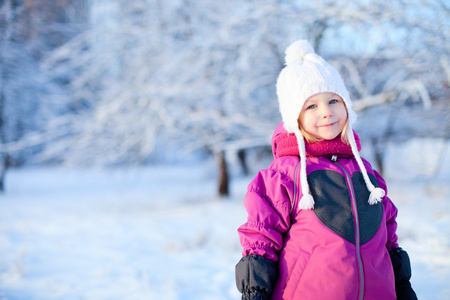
236, 123, 405, 300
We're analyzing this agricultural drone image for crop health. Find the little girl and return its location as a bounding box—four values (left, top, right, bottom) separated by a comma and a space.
235, 40, 417, 300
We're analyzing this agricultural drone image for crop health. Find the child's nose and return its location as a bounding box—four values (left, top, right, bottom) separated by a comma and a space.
321, 106, 333, 118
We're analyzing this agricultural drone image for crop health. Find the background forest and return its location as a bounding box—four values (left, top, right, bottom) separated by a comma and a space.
0, 0, 449, 299
1, 0, 449, 181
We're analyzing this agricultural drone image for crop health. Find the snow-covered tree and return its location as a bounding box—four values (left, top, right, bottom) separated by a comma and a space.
0, 0, 87, 189
3, 0, 449, 193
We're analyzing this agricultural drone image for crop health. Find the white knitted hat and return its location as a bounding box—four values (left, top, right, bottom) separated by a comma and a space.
276, 40, 385, 210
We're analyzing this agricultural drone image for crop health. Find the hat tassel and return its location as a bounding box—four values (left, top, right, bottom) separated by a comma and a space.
368, 186, 385, 205
298, 194, 315, 210
346, 126, 385, 205
295, 131, 315, 210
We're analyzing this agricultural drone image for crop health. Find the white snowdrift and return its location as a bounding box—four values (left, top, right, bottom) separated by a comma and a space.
0, 138, 449, 300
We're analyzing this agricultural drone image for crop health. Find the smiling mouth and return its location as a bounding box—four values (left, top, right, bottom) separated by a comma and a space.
320, 122, 336, 128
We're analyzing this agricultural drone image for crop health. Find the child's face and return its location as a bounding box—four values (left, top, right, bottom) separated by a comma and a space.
298, 92, 348, 141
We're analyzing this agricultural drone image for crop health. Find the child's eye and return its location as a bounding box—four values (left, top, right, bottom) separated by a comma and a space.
306, 104, 316, 110
329, 99, 339, 104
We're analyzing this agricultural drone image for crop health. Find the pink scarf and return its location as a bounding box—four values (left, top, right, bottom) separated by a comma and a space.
273, 131, 362, 158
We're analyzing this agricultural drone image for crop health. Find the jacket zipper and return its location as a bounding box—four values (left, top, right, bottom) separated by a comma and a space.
291, 161, 301, 214
331, 155, 364, 300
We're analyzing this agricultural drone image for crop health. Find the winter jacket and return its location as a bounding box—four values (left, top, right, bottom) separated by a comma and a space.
236, 123, 416, 300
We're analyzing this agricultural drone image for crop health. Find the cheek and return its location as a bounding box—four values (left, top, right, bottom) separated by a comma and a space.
343, 109, 349, 121
299, 113, 316, 132
298, 113, 309, 129
337, 105, 348, 120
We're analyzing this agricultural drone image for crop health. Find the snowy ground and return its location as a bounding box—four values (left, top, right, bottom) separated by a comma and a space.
0, 138, 449, 300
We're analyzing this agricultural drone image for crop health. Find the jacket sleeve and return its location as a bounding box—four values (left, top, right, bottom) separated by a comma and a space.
236, 167, 294, 299
373, 170, 399, 251
237, 167, 294, 261
373, 171, 418, 299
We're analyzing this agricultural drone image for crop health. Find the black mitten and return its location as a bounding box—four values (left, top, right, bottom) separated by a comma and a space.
235, 255, 278, 300
389, 247, 418, 300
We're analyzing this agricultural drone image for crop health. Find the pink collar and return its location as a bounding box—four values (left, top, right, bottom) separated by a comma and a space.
273, 131, 361, 159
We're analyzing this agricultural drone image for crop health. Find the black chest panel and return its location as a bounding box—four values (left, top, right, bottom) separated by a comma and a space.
308, 169, 383, 245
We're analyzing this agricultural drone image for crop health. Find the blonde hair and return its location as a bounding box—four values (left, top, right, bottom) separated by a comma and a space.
297, 101, 349, 144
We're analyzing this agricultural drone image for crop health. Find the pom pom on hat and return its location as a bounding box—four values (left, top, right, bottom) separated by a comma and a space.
285, 40, 315, 65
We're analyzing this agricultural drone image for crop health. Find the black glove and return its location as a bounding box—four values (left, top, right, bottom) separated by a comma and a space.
389, 247, 418, 300
235, 255, 278, 300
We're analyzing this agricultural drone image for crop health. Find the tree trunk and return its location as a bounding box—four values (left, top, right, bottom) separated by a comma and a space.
218, 150, 229, 196
0, 99, 5, 192
0, 157, 5, 192
0, 56, 5, 192
237, 149, 249, 175
371, 137, 384, 178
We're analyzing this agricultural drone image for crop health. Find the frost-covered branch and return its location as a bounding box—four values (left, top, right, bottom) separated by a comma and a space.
353, 93, 397, 112
3, 0, 447, 168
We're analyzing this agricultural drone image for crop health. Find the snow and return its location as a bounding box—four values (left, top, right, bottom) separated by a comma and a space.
0, 164, 246, 300
1, 138, 450, 300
